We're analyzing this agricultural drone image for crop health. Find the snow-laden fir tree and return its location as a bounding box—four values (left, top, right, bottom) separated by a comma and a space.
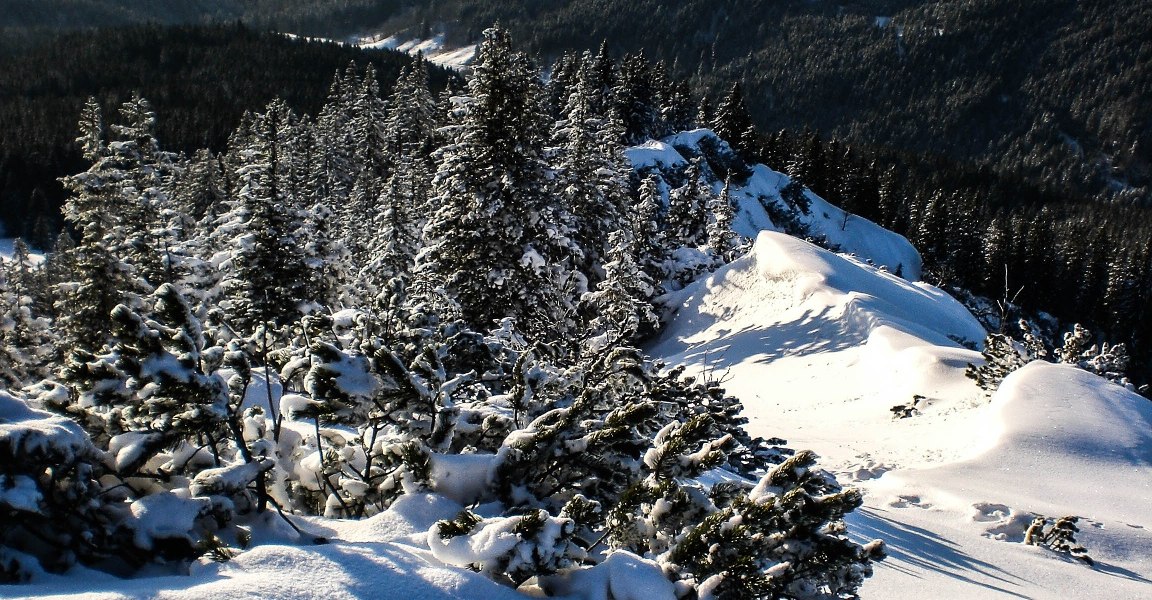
707, 178, 742, 260
311, 63, 360, 211
0, 387, 121, 578
106, 93, 180, 286
551, 58, 632, 280
57, 95, 177, 354
383, 55, 441, 170
360, 153, 427, 321
0, 262, 53, 389
614, 52, 661, 144
632, 174, 668, 285
581, 230, 659, 342
414, 25, 580, 343
545, 52, 581, 119
712, 82, 756, 158
667, 159, 711, 248
216, 99, 312, 331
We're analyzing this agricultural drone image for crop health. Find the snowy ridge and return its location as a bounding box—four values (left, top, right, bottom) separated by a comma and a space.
626, 129, 922, 280
648, 229, 1152, 597
358, 33, 476, 70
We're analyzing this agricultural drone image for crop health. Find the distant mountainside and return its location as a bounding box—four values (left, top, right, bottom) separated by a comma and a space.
383, 0, 1152, 205
1, 0, 401, 42
0, 23, 454, 244
14, 1, 1148, 205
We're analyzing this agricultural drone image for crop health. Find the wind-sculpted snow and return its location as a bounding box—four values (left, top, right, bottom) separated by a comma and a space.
909, 362, 1152, 526
649, 229, 1152, 598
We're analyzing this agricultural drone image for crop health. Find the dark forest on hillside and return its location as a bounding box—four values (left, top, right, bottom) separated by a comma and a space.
0, 24, 455, 246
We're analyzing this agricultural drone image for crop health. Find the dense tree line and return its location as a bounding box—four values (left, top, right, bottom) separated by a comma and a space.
0, 23, 455, 247
407, 0, 1152, 206
0, 26, 885, 595
4, 17, 1150, 385
12, 2, 1149, 207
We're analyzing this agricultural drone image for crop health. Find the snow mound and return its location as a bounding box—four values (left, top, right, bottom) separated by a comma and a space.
650, 228, 1152, 598
626, 130, 922, 279
651, 230, 986, 473
912, 362, 1152, 525
857, 362, 1152, 598
0, 390, 95, 466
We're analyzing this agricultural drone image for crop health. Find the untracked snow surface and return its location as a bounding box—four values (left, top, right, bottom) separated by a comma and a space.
650, 231, 1152, 598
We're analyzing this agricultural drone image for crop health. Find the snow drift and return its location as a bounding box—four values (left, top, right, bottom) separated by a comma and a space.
648, 229, 1152, 598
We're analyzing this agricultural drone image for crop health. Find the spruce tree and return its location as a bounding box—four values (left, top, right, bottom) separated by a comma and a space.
414, 25, 579, 342
57, 98, 138, 354
0, 264, 52, 389
632, 174, 668, 284
667, 159, 711, 247
614, 52, 661, 144
551, 59, 631, 280
707, 178, 741, 261
712, 83, 756, 158
582, 231, 659, 342
220, 99, 311, 331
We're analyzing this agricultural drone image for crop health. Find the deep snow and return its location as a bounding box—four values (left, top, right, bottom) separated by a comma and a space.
650, 231, 1152, 599
7, 143, 1152, 598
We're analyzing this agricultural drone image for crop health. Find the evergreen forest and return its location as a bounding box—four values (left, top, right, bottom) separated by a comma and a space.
0, 25, 888, 596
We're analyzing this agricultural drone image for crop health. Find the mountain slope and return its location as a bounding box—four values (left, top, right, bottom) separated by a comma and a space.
381, 0, 1152, 204
648, 230, 1152, 598
626, 130, 922, 279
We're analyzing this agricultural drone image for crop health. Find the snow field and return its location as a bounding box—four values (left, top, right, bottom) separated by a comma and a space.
649, 230, 1152, 598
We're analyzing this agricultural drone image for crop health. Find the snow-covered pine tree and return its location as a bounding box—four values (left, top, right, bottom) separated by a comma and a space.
581, 230, 659, 342
353, 56, 441, 313
57, 97, 151, 354
360, 152, 426, 320
106, 93, 180, 287
584, 41, 618, 120
667, 159, 711, 248
664, 79, 697, 133
345, 64, 391, 261
668, 451, 884, 599
54, 283, 230, 470
491, 344, 666, 512
172, 148, 227, 227
414, 25, 580, 343
966, 331, 1027, 394
707, 178, 742, 261
545, 52, 581, 119
551, 58, 632, 282
614, 52, 661, 144
0, 388, 121, 577
298, 200, 352, 313
219, 99, 312, 331
384, 55, 441, 167
311, 63, 359, 211
632, 174, 668, 285
0, 261, 53, 389
712, 83, 756, 158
